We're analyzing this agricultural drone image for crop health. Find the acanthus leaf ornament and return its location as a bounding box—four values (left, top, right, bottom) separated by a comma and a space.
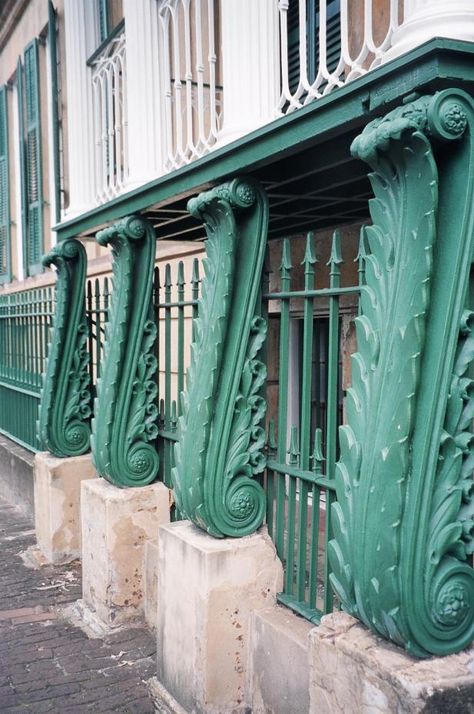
91, 216, 159, 487
329, 90, 474, 657
38, 238, 91, 457
172, 178, 269, 537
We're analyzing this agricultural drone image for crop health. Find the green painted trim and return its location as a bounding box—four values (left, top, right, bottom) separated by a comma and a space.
0, 381, 41, 399
48, 1, 61, 225
54, 40, 474, 242
0, 85, 11, 284
86, 18, 124, 66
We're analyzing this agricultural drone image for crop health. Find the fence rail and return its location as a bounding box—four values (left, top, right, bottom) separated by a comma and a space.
262, 229, 364, 622
0, 286, 54, 450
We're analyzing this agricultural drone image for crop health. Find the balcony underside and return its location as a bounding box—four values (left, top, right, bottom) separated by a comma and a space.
55, 39, 474, 243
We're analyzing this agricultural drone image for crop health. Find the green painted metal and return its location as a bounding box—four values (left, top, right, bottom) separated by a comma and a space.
0, 85, 11, 283
54, 40, 474, 242
48, 0, 61, 225
91, 215, 159, 487
0, 286, 54, 450
38, 239, 91, 457
173, 178, 269, 537
329, 89, 474, 657
264, 231, 358, 622
155, 257, 201, 518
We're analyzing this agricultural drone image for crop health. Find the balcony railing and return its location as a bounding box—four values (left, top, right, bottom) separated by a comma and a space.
278, 0, 399, 113
73, 0, 461, 211
158, 0, 222, 171
90, 24, 128, 203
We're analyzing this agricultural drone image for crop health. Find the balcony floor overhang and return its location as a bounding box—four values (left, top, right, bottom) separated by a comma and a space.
54, 38, 474, 243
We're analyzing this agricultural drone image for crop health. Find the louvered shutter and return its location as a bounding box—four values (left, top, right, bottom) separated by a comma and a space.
0, 86, 11, 283
286, 0, 341, 92
24, 39, 43, 276
48, 0, 61, 224
98, 0, 109, 42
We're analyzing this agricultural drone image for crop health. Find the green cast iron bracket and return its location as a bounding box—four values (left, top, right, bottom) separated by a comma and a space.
91, 215, 159, 487
38, 238, 91, 456
329, 89, 474, 657
172, 178, 269, 537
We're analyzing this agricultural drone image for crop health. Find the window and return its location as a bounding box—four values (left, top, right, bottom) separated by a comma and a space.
0, 86, 11, 284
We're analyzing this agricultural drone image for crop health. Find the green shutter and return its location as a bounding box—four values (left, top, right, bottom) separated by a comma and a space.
0, 86, 11, 283
98, 0, 109, 42
286, 0, 341, 93
23, 39, 43, 276
48, 0, 61, 224
16, 57, 27, 277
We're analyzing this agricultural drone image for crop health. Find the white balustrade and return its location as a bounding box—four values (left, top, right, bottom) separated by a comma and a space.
91, 30, 128, 203
158, 0, 222, 171
278, 0, 399, 114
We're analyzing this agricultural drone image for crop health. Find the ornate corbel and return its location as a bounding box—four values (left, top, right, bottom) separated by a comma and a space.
91, 216, 159, 487
38, 238, 91, 456
329, 90, 474, 657
172, 178, 269, 537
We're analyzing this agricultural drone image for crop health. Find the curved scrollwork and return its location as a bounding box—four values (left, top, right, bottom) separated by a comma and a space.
329, 90, 474, 657
38, 238, 91, 457
172, 178, 269, 537
91, 216, 159, 487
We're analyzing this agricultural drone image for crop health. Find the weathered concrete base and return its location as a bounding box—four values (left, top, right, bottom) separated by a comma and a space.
250, 605, 312, 714
309, 612, 474, 713
144, 538, 159, 631
0, 434, 35, 517
147, 677, 188, 714
156, 520, 283, 714
81, 478, 170, 629
34, 452, 96, 564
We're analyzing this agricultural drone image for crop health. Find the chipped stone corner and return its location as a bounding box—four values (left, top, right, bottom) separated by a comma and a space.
308, 612, 474, 714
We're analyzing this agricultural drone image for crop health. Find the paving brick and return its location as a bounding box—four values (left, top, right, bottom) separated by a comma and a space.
0, 497, 157, 713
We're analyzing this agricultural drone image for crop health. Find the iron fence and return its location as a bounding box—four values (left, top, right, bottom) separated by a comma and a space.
0, 286, 54, 450
154, 259, 200, 508
262, 229, 364, 623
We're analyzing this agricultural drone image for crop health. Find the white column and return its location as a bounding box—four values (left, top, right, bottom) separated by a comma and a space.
217, 0, 280, 147
123, 0, 165, 188
385, 0, 474, 63
63, 0, 98, 217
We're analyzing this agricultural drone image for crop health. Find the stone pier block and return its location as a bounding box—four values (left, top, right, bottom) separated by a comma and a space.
156, 520, 283, 714
309, 612, 474, 713
81, 478, 170, 628
250, 605, 312, 714
34, 452, 96, 564
144, 538, 159, 631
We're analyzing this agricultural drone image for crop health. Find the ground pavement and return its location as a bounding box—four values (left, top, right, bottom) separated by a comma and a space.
0, 497, 157, 712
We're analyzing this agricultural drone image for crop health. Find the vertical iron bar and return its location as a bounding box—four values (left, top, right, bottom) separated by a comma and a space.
276, 238, 292, 558
323, 229, 342, 613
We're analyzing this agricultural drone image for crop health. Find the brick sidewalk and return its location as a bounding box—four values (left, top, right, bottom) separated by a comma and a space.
0, 498, 157, 713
